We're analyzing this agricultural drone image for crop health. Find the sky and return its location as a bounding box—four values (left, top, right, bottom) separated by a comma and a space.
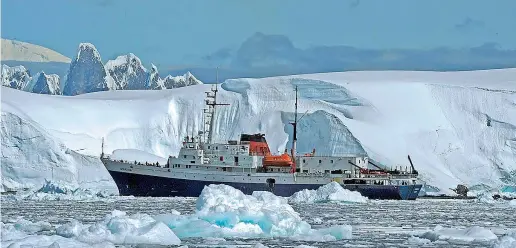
2, 0, 516, 66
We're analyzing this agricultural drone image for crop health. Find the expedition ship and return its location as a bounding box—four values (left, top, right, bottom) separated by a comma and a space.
101, 82, 422, 200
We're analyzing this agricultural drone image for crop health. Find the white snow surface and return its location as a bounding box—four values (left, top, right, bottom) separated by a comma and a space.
1, 38, 71, 63
289, 182, 368, 203
1, 69, 516, 192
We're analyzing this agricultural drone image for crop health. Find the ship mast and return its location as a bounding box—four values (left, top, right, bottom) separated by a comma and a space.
290, 86, 298, 172
204, 67, 229, 144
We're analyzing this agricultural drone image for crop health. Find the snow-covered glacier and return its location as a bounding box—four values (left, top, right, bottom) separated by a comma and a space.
1, 69, 515, 193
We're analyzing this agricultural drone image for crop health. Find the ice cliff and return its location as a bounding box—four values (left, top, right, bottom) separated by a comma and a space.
1, 69, 515, 193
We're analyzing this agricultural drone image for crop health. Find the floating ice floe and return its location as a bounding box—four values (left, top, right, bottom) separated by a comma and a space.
289, 182, 368, 203
417, 225, 498, 242
56, 210, 181, 246
4, 180, 118, 202
406, 236, 431, 245
253, 244, 318, 248
1, 220, 116, 248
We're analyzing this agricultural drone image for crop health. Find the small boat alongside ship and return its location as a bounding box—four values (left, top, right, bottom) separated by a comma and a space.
101, 82, 423, 200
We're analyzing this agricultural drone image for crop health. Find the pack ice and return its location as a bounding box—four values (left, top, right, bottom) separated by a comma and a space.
1, 68, 516, 193
1, 184, 353, 247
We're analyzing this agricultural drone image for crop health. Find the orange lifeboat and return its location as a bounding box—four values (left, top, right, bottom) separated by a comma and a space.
262, 153, 294, 167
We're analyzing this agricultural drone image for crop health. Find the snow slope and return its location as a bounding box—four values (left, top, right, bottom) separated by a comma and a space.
1, 69, 515, 193
1, 39, 71, 63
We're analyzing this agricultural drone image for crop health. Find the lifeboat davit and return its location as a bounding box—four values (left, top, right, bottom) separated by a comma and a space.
262, 153, 294, 167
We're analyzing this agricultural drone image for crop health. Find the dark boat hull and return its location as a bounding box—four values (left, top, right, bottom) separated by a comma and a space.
107, 170, 421, 200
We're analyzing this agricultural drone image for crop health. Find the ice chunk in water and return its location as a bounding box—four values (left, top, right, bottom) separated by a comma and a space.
418, 225, 497, 242
157, 184, 352, 240
13, 218, 52, 234
56, 210, 180, 246
196, 184, 312, 236
494, 231, 516, 248
289, 182, 368, 203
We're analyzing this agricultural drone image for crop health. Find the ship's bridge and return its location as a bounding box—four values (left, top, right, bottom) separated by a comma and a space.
296, 154, 368, 175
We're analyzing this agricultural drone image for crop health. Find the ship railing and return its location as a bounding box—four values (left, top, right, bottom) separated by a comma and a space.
112, 159, 167, 168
